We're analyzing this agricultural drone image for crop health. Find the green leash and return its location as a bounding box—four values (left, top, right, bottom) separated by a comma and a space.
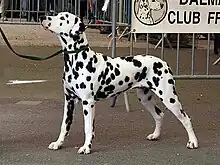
0, 27, 88, 61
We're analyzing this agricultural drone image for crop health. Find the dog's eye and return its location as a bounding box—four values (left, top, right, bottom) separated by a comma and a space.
60, 16, 65, 20
152, 0, 155, 2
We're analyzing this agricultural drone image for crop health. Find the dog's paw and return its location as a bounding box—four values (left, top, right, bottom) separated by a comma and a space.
77, 145, 91, 154
146, 133, 160, 141
186, 140, 198, 149
48, 141, 62, 150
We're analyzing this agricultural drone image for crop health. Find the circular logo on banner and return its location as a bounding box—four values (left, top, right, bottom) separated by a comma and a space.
134, 0, 168, 26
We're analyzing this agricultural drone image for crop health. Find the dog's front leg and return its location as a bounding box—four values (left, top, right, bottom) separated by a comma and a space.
48, 94, 75, 150
77, 99, 95, 154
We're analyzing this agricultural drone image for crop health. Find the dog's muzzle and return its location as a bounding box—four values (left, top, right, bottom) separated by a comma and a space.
39, 15, 46, 23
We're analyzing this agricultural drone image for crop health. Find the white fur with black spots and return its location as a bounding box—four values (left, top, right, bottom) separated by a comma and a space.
40, 12, 198, 154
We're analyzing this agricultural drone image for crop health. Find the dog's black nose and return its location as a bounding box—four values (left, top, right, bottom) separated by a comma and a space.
40, 15, 46, 22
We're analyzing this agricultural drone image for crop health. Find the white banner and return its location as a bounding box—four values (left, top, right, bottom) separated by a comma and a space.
131, 0, 220, 33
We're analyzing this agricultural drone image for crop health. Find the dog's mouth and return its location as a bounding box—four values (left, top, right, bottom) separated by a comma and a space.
41, 23, 54, 33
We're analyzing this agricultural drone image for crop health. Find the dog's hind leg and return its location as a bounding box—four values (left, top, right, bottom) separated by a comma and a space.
48, 94, 76, 150
152, 76, 198, 149
137, 88, 164, 140
77, 99, 96, 154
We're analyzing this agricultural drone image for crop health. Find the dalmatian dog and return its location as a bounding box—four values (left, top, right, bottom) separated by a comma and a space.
137, 0, 164, 24
40, 12, 198, 154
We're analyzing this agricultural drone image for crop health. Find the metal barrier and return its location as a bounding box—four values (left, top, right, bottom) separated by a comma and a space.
0, 0, 130, 25
141, 33, 220, 79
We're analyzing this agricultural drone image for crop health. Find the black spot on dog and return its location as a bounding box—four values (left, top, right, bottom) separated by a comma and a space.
125, 76, 130, 82
101, 80, 105, 85
133, 59, 142, 67
159, 90, 163, 95
76, 84, 79, 89
168, 79, 174, 85
91, 105, 94, 108
60, 16, 65, 20
128, 82, 133, 87
138, 98, 141, 101
93, 55, 98, 63
80, 82, 86, 89
83, 100, 88, 105
106, 62, 113, 70
158, 71, 162, 76
153, 77, 160, 87
138, 67, 147, 81
110, 73, 115, 80
82, 51, 87, 60
90, 83, 93, 90
72, 68, 79, 79
134, 72, 140, 80
88, 144, 92, 149
170, 98, 176, 103
65, 14, 69, 18
164, 69, 168, 74
48, 17, 52, 21
84, 110, 88, 116
61, 36, 67, 45
64, 33, 68, 37
155, 106, 162, 115
86, 60, 96, 73
60, 23, 63, 26
67, 20, 69, 24
104, 85, 115, 92
48, 23, 51, 27
78, 38, 84, 44
114, 68, 120, 76
104, 68, 109, 77
96, 91, 108, 99
118, 80, 123, 85
106, 77, 112, 85
125, 56, 133, 62
68, 75, 72, 83
180, 109, 186, 117
62, 72, 65, 80
75, 62, 84, 71
65, 93, 71, 101
86, 76, 91, 81
116, 64, 120, 68
168, 67, 173, 75
173, 86, 177, 95
103, 56, 108, 61
68, 44, 72, 49
153, 62, 163, 76
98, 71, 103, 82
147, 81, 156, 91
65, 99, 74, 133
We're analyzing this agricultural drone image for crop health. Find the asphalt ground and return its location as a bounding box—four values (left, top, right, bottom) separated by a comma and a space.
0, 46, 220, 165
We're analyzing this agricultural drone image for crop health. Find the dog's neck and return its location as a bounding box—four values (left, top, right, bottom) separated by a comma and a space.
58, 32, 89, 52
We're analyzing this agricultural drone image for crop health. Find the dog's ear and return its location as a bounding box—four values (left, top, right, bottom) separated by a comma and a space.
69, 20, 85, 41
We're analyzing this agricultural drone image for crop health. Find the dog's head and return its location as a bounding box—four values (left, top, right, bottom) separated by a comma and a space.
40, 12, 85, 40
139, 0, 163, 11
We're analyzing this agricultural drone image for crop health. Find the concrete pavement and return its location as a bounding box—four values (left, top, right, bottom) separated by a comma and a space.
0, 46, 220, 165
